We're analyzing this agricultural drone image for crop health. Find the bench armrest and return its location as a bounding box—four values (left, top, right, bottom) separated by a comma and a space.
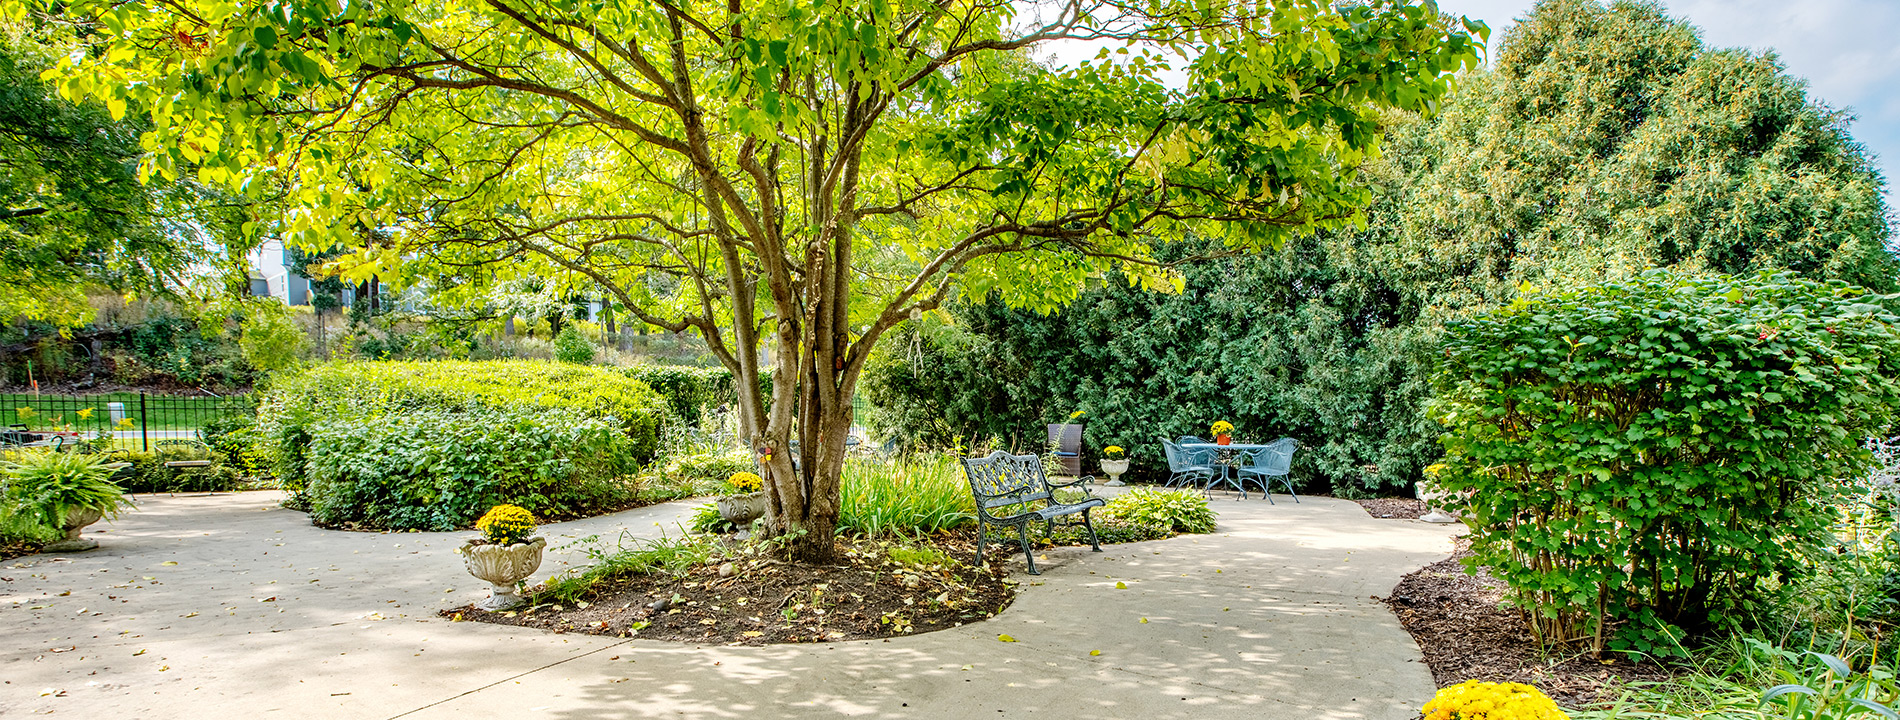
1046, 475, 1101, 504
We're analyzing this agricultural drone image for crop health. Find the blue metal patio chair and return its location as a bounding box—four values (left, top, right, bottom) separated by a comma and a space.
1235, 438, 1299, 504
1161, 438, 1215, 490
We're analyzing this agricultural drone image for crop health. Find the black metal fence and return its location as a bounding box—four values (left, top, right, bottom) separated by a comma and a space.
0, 392, 252, 452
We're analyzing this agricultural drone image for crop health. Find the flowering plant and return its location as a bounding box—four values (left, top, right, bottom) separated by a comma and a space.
727, 471, 763, 494
475, 504, 537, 545
1209, 421, 1234, 436
1103, 446, 1125, 458
1422, 680, 1567, 720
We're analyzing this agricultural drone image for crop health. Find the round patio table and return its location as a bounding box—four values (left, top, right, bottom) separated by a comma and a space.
1182, 442, 1273, 496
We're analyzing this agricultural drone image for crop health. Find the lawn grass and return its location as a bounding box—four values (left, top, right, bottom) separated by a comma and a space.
1, 392, 246, 431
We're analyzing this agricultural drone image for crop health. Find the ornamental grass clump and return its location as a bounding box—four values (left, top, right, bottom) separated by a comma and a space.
475, 505, 537, 546
1431, 271, 1900, 658
1422, 681, 1567, 720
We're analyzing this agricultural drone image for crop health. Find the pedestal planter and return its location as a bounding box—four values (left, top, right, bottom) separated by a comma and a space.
716, 491, 768, 526
43, 507, 104, 553
1099, 458, 1130, 487
460, 536, 547, 610
1416, 482, 1460, 524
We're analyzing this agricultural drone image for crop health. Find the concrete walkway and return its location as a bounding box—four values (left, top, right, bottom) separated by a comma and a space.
1, 491, 1459, 718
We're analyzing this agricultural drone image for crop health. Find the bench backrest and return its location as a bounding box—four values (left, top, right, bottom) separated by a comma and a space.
960, 450, 1053, 509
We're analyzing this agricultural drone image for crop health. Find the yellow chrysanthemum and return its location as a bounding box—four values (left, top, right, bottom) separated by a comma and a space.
1422, 680, 1568, 720
1103, 445, 1125, 457
1210, 420, 1234, 435
728, 471, 763, 493
475, 504, 537, 545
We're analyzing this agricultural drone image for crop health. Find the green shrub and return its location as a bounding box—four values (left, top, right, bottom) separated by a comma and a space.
0, 450, 133, 529
198, 413, 269, 478
107, 445, 243, 493
1038, 514, 1171, 545
657, 449, 755, 490
300, 408, 639, 531
688, 502, 737, 534
258, 359, 672, 489
625, 366, 735, 427
1431, 271, 1900, 656
839, 454, 975, 536
553, 326, 597, 365
1103, 488, 1216, 534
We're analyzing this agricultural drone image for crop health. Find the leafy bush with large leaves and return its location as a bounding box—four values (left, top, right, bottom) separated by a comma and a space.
258, 359, 671, 494
1430, 271, 1900, 657
301, 409, 638, 531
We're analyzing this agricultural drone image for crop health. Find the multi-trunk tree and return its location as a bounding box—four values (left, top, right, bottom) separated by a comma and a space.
37, 0, 1482, 561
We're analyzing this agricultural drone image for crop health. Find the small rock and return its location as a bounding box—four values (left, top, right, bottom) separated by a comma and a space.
718, 562, 735, 578
647, 597, 673, 612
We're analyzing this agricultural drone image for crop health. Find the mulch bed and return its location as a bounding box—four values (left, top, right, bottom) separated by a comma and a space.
1379, 539, 1674, 709
1354, 497, 1428, 519
446, 529, 1018, 645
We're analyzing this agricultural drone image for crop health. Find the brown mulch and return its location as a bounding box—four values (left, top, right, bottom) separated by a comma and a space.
1354, 497, 1428, 519
1380, 539, 1675, 709
446, 529, 1017, 645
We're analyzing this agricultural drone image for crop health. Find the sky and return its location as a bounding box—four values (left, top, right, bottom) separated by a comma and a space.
1033, 0, 1900, 213
1435, 0, 1900, 210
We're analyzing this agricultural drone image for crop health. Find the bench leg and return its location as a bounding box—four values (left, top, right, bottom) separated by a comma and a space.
1082, 508, 1102, 552
1017, 524, 1039, 576
976, 525, 988, 566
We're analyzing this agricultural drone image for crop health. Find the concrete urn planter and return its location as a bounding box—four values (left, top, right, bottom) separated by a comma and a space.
460, 536, 546, 610
1099, 458, 1131, 487
43, 507, 105, 553
1415, 482, 1461, 524
717, 491, 768, 526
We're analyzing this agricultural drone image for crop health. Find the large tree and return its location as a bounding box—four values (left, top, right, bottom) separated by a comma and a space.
0, 23, 247, 326
37, 0, 1481, 561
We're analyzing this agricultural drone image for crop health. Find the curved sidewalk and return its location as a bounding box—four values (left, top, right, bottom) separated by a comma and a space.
1, 491, 1458, 718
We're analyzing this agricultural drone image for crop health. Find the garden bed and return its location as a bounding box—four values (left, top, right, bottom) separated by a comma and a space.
1353, 497, 1427, 519
1381, 539, 1673, 708
446, 530, 1017, 644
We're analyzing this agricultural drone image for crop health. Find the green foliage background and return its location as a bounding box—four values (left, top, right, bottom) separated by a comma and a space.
863, 0, 1894, 494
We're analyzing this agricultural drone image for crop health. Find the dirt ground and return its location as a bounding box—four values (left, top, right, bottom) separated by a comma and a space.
1353, 497, 1428, 519
448, 530, 1018, 645
1379, 540, 1673, 708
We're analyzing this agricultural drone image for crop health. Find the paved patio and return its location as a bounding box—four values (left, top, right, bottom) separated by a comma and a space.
1, 490, 1458, 718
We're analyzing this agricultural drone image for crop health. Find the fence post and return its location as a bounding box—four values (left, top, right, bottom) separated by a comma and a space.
140, 392, 149, 452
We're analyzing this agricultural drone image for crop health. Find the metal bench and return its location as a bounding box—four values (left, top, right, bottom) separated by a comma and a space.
959, 450, 1105, 575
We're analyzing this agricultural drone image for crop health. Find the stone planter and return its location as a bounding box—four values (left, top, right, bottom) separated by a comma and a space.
1415, 482, 1460, 524
460, 536, 547, 611
43, 507, 104, 553
717, 491, 768, 526
1099, 458, 1130, 487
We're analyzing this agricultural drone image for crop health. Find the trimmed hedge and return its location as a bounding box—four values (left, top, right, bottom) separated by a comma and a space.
301, 409, 638, 531
256, 360, 669, 530
259, 359, 671, 490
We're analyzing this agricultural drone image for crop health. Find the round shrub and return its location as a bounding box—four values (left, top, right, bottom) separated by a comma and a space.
1431, 271, 1900, 655
553, 326, 597, 365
